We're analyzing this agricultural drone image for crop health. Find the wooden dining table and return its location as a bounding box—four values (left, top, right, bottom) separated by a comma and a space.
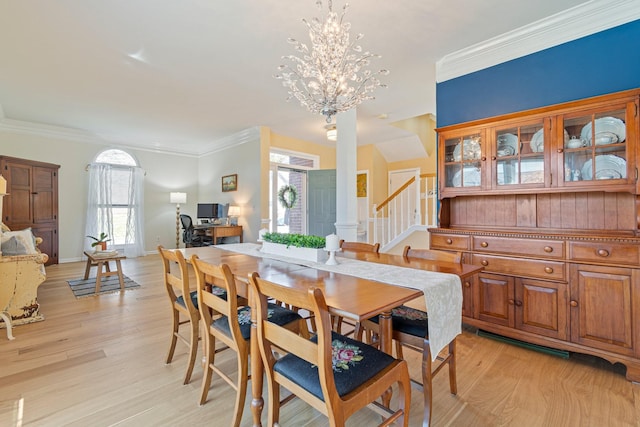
178, 244, 482, 427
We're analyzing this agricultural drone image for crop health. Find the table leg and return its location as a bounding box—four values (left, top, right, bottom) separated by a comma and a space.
115, 259, 125, 291
250, 292, 264, 427
95, 261, 104, 294
84, 257, 92, 280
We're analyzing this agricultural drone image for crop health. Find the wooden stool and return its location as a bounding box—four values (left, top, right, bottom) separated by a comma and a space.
83, 251, 127, 294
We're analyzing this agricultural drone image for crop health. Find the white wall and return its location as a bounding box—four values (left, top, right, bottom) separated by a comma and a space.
197, 134, 262, 242
0, 129, 199, 261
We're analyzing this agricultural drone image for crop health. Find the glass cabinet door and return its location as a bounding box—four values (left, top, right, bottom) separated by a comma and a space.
443, 133, 482, 189
561, 107, 628, 184
494, 122, 545, 187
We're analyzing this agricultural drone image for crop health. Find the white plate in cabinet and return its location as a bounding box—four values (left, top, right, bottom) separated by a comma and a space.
472, 236, 564, 259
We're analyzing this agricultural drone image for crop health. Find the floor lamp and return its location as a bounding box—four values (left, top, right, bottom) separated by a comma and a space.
170, 192, 187, 248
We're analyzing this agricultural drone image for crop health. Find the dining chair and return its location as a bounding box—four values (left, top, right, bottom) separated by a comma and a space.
339, 239, 380, 254
158, 245, 200, 385
191, 256, 308, 427
248, 272, 411, 427
333, 240, 381, 334
355, 245, 462, 427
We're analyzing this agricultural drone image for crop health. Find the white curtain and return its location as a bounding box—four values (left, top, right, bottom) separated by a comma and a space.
85, 163, 145, 257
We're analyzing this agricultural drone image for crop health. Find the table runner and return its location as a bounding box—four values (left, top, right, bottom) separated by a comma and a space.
218, 243, 462, 360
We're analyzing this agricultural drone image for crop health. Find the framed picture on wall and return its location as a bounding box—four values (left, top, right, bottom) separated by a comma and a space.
222, 174, 237, 192
357, 173, 367, 197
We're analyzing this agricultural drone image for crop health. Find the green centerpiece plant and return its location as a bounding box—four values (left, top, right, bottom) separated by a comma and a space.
261, 232, 328, 263
262, 232, 325, 248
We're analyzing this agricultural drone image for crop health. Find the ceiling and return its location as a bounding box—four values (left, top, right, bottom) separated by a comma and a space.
0, 0, 597, 159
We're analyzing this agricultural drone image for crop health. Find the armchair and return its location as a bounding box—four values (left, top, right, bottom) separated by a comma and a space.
1, 224, 48, 339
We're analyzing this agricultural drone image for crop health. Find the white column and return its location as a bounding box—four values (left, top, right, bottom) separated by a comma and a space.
334, 109, 358, 242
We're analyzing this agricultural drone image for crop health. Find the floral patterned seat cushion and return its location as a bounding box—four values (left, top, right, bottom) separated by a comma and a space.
369, 305, 429, 338
213, 303, 302, 341
274, 331, 396, 400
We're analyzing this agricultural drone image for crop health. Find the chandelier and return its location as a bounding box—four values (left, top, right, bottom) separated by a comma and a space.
274, 0, 389, 124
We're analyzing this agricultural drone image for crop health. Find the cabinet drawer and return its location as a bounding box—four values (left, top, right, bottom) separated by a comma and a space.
472, 236, 564, 259
568, 241, 640, 267
473, 254, 565, 281
430, 234, 469, 251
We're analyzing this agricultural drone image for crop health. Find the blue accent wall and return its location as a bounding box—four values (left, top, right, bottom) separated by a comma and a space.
436, 19, 640, 127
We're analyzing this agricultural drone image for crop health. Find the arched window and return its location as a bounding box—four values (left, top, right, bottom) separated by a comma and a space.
85, 149, 145, 257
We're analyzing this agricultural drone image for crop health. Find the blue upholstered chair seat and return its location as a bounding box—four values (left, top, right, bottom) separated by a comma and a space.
177, 286, 229, 310
369, 305, 429, 338
274, 331, 396, 400
213, 303, 302, 341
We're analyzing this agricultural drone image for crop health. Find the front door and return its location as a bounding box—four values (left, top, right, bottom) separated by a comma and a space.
308, 169, 336, 237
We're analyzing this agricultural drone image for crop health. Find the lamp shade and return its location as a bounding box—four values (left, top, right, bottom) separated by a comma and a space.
170, 192, 187, 204
227, 205, 241, 217
325, 124, 337, 142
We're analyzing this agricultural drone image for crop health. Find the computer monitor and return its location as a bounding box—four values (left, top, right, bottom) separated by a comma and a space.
197, 203, 221, 220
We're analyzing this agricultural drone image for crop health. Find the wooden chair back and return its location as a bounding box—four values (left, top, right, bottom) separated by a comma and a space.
191, 255, 246, 350
339, 240, 380, 254
248, 272, 410, 426
402, 246, 462, 264
157, 245, 200, 384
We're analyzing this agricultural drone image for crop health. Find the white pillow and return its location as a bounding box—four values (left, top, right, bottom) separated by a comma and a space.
1, 228, 37, 255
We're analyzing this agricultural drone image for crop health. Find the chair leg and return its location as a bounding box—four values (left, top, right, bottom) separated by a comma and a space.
199, 333, 216, 405
166, 309, 179, 364
421, 340, 433, 427
448, 340, 458, 395
268, 377, 281, 427
183, 316, 199, 385
395, 341, 404, 360
231, 352, 249, 427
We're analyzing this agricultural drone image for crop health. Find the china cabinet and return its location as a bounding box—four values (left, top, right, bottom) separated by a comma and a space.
432, 88, 640, 382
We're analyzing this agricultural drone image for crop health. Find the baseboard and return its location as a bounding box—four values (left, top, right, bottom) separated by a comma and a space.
477, 329, 570, 359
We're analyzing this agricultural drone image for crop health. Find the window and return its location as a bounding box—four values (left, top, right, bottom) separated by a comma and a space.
85, 149, 145, 257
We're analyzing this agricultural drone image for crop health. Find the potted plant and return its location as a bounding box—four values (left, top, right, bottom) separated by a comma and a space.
87, 232, 110, 251
261, 232, 328, 263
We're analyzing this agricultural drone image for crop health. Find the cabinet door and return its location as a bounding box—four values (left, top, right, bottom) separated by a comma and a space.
557, 100, 636, 190
32, 166, 57, 225
515, 278, 568, 340
440, 129, 485, 196
3, 161, 32, 225
476, 272, 514, 327
569, 264, 637, 356
491, 120, 549, 189
461, 275, 475, 319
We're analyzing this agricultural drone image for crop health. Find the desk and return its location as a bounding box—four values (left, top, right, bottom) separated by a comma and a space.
195, 224, 243, 245
83, 251, 126, 294
180, 245, 423, 427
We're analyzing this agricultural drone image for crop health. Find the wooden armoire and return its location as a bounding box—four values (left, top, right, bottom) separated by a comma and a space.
0, 156, 60, 265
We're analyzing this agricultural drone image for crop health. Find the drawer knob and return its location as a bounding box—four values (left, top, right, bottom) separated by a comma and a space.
446, 238, 453, 245
464, 281, 471, 288
570, 300, 578, 307
481, 260, 488, 266
597, 249, 610, 257
515, 300, 523, 307
544, 267, 553, 274
508, 299, 515, 305
480, 241, 488, 248
544, 246, 553, 253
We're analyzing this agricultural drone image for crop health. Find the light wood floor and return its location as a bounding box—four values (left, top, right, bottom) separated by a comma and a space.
1, 254, 639, 427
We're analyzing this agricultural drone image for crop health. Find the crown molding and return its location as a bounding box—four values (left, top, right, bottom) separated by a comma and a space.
436, 0, 640, 83
0, 112, 258, 158
198, 127, 261, 156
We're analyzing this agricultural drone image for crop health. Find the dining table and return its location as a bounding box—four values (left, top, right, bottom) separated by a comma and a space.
178, 243, 482, 427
